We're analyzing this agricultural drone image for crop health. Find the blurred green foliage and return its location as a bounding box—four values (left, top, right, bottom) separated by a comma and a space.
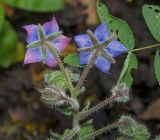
0, 0, 64, 68
142, 4, 160, 85
0, 5, 4, 30
2, 0, 64, 12
0, 21, 18, 68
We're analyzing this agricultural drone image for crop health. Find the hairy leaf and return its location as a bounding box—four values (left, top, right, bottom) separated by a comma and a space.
3, 0, 64, 12
97, 1, 135, 50
75, 120, 94, 140
142, 5, 160, 42
45, 70, 79, 90
45, 70, 69, 90
154, 49, 160, 85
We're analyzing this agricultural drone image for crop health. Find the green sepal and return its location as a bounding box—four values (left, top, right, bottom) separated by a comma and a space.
46, 31, 63, 42
27, 40, 42, 48
87, 30, 99, 46
42, 46, 46, 64
38, 24, 45, 40
101, 49, 115, 64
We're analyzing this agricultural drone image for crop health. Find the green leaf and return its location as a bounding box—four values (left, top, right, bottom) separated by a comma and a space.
75, 120, 94, 140
0, 21, 18, 68
108, 17, 135, 50
97, 1, 135, 50
120, 53, 138, 87
96, 1, 110, 22
3, 0, 64, 12
45, 70, 79, 90
57, 107, 76, 117
154, 49, 160, 85
64, 53, 83, 68
45, 70, 69, 90
117, 53, 132, 84
0, 5, 4, 31
142, 5, 160, 42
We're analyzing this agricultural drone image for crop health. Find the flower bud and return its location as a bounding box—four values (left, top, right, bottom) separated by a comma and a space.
118, 115, 137, 136
155, 136, 160, 140
118, 115, 150, 140
111, 83, 129, 103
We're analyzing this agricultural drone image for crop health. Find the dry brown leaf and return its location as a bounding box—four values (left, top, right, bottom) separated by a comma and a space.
139, 99, 160, 120
62, 42, 77, 57
79, 0, 98, 25
1, 3, 15, 16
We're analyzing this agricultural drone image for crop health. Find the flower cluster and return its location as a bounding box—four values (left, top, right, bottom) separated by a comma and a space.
23, 16, 128, 73
23, 15, 151, 140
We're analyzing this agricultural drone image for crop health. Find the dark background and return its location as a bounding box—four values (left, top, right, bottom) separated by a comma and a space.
0, 0, 160, 139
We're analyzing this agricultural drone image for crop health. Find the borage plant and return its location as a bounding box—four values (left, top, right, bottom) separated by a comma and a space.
23, 1, 160, 140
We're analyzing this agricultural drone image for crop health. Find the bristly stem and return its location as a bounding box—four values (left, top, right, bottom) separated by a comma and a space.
75, 49, 100, 90
62, 126, 80, 140
45, 42, 76, 99
81, 121, 125, 140
130, 43, 160, 52
79, 94, 120, 120
75, 30, 114, 90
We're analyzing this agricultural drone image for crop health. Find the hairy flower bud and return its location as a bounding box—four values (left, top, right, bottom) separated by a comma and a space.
118, 115, 150, 140
118, 115, 137, 136
111, 83, 130, 103
39, 86, 79, 111
155, 136, 160, 140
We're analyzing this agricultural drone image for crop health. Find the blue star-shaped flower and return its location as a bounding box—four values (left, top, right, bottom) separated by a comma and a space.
74, 22, 128, 73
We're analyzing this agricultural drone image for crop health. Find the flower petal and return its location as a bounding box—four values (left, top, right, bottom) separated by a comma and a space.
51, 35, 71, 52
79, 52, 91, 65
24, 48, 42, 64
95, 56, 111, 73
23, 25, 39, 44
43, 16, 59, 36
74, 34, 92, 48
45, 48, 58, 67
105, 40, 128, 57
94, 22, 110, 42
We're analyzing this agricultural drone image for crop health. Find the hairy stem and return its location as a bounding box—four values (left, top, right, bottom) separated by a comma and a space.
82, 121, 125, 140
130, 43, 160, 52
75, 49, 100, 90
62, 127, 80, 140
45, 42, 76, 99
79, 94, 120, 120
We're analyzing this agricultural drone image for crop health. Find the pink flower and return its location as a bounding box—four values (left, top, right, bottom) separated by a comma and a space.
23, 16, 71, 67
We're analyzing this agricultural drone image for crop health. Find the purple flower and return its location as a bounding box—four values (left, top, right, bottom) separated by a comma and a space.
74, 22, 128, 73
23, 16, 71, 67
